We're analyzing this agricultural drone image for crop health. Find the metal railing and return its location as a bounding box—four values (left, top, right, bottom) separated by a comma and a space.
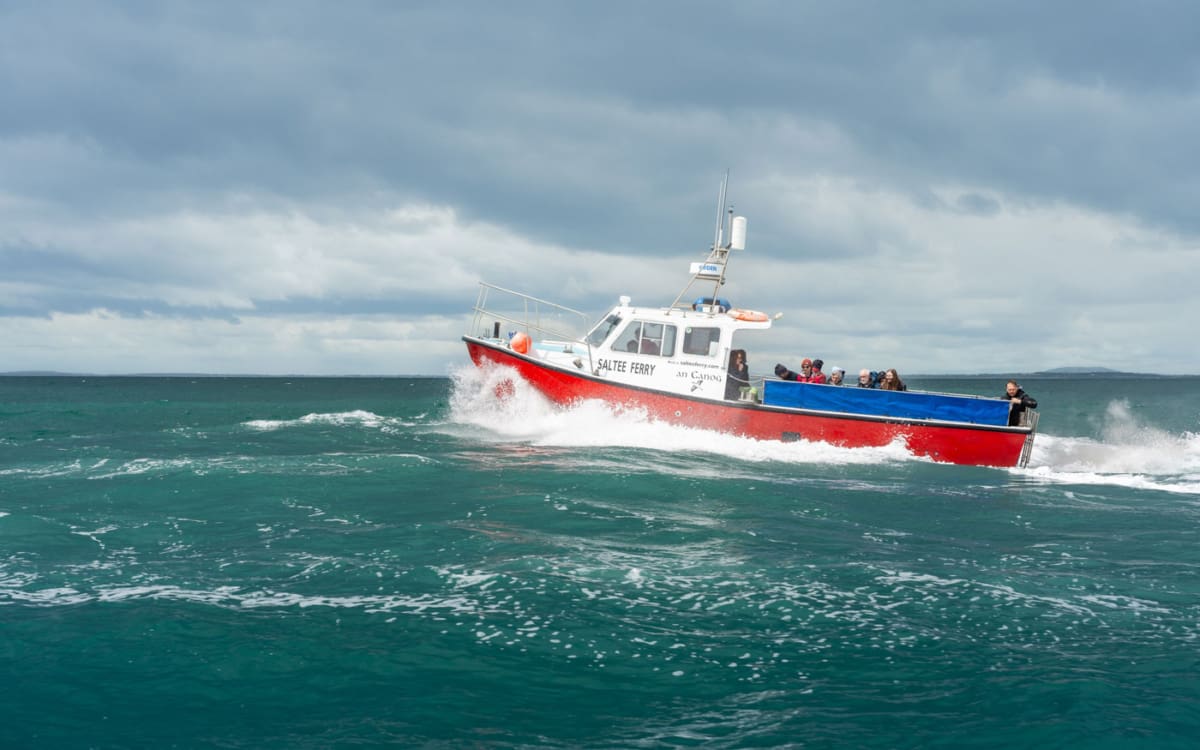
469, 281, 593, 356
1018, 410, 1039, 468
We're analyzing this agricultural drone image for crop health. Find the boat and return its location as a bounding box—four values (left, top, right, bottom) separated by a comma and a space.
462, 177, 1038, 468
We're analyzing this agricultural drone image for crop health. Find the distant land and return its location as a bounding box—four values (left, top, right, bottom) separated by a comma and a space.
1038, 366, 1119, 374
913, 368, 1189, 379
912, 368, 1164, 379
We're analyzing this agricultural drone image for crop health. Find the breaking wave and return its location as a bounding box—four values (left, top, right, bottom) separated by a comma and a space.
243, 410, 410, 432
1023, 399, 1200, 494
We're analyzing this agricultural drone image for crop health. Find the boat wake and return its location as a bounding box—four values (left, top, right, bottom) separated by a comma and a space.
1023, 400, 1200, 495
451, 366, 1200, 494
449, 365, 928, 467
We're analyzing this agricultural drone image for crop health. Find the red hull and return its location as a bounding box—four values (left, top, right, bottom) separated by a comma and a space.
465, 339, 1029, 467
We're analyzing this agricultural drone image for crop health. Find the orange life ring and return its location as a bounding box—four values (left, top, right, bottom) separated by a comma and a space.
729, 308, 769, 323
510, 332, 531, 354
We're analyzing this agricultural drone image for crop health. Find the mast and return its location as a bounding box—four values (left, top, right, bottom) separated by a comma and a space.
712, 171, 729, 270
669, 171, 747, 313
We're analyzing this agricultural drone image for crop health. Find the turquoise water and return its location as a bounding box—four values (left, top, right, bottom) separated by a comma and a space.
3, 371, 1200, 748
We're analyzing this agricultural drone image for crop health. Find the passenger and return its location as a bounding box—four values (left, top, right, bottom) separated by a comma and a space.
773, 363, 799, 381
879, 368, 906, 391
828, 367, 845, 386
797, 358, 815, 382
857, 369, 875, 388
639, 338, 659, 355
1003, 379, 1038, 426
725, 349, 750, 400
809, 359, 828, 385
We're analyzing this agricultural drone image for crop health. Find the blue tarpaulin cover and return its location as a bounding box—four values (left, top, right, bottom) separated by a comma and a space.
762, 382, 1011, 426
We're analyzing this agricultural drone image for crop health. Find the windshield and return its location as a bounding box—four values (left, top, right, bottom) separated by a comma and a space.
615, 321, 677, 357
586, 314, 622, 347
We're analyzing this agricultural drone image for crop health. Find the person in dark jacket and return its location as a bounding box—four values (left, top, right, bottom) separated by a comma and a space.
776, 358, 815, 382
1003, 380, 1038, 426
726, 349, 750, 400
879, 368, 906, 391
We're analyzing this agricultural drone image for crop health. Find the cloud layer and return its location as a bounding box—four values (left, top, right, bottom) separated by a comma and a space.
3, 2, 1198, 374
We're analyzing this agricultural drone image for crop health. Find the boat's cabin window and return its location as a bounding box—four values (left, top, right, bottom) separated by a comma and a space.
586, 314, 622, 348
614, 321, 676, 357
682, 326, 721, 357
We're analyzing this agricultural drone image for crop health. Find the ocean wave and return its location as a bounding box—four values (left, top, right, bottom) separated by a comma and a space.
0, 582, 486, 616
1018, 399, 1200, 493
243, 410, 413, 432
1035, 401, 1200, 471
6, 547, 1198, 693
0, 459, 85, 478
3, 451, 435, 482
89, 457, 196, 479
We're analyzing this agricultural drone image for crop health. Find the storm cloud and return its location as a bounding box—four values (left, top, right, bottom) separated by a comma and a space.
3, 1, 1198, 374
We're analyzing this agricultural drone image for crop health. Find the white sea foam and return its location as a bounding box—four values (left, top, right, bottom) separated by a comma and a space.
451, 365, 1200, 492
243, 410, 409, 432
448, 364, 913, 467
89, 457, 194, 479
1018, 399, 1200, 494
1, 459, 84, 478
0, 582, 488, 616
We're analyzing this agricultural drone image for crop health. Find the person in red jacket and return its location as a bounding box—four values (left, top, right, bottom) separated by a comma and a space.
774, 357, 827, 383
809, 359, 828, 384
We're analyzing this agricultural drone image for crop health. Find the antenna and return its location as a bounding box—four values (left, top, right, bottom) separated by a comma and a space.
667, 171, 748, 313
712, 170, 729, 254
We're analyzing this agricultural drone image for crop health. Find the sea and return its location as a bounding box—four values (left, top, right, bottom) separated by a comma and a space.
2, 370, 1199, 749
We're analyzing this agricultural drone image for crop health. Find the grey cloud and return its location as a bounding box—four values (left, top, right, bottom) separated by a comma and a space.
2, 1, 1199, 373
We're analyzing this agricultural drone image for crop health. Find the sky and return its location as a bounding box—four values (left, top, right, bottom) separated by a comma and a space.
3, 1, 1199, 376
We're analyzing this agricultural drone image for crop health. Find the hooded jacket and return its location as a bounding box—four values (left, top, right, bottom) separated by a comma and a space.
1005, 388, 1038, 426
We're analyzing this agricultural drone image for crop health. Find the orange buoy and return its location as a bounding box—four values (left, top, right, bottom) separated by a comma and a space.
510, 331, 532, 354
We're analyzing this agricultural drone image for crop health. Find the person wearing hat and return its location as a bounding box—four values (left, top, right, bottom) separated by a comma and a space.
809, 358, 827, 384
828, 366, 845, 385
776, 358, 826, 383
